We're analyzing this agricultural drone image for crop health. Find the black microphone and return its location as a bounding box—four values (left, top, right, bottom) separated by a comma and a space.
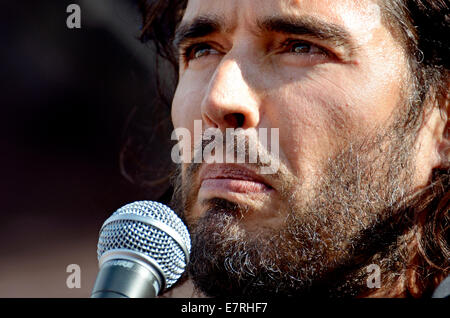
91, 201, 191, 298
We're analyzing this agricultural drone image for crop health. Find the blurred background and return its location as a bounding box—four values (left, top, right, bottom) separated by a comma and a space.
0, 0, 174, 297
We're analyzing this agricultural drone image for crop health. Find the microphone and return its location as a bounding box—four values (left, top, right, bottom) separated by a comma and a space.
432, 275, 450, 298
91, 201, 191, 298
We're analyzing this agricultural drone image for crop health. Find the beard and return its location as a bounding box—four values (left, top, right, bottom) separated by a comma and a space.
171, 112, 420, 297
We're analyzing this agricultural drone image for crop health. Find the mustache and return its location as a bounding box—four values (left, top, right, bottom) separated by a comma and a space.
169, 129, 292, 220
186, 128, 282, 179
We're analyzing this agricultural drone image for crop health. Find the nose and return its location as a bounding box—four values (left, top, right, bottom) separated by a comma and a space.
201, 59, 260, 130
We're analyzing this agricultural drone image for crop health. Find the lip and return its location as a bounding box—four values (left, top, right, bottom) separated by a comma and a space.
199, 164, 273, 194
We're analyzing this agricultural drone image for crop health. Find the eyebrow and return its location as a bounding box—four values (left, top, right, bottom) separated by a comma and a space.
174, 14, 357, 56
174, 15, 223, 48
258, 15, 356, 53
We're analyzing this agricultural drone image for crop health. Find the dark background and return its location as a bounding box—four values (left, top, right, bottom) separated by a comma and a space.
0, 0, 170, 297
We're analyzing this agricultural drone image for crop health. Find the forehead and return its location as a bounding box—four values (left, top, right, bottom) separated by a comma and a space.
182, 0, 382, 44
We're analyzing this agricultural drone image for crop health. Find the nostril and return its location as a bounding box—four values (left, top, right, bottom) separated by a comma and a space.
224, 113, 245, 128
234, 113, 245, 127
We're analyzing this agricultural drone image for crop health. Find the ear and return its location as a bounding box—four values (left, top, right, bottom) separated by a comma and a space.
413, 85, 449, 187
434, 86, 450, 169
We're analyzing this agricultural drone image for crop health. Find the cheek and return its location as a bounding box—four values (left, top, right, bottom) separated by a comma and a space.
172, 75, 206, 131
171, 83, 205, 161
262, 75, 358, 177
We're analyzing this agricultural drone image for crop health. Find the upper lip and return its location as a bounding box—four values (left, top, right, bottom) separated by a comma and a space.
199, 164, 273, 189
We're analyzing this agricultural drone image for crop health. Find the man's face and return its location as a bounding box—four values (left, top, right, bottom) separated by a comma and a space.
170, 0, 423, 296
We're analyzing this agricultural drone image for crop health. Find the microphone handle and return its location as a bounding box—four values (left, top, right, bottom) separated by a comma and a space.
91, 259, 161, 298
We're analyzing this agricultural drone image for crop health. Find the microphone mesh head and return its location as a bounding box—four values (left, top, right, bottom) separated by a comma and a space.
97, 201, 191, 289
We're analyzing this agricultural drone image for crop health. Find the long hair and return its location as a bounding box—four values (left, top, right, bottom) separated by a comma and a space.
130, 0, 449, 296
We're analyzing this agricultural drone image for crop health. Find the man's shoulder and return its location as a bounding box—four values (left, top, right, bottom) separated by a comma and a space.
159, 279, 204, 298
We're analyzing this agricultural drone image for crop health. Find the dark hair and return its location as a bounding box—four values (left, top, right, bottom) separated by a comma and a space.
131, 0, 449, 296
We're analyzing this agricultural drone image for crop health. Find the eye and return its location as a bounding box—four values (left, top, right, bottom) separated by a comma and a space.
181, 43, 219, 62
292, 42, 312, 54
283, 39, 329, 56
